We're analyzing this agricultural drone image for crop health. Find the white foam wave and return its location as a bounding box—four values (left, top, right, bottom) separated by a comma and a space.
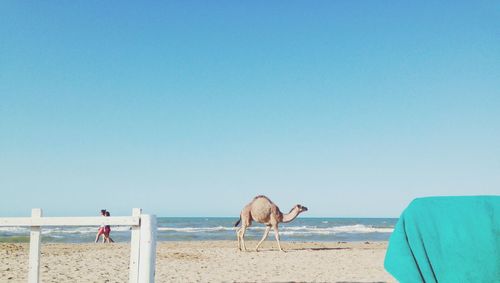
0, 227, 29, 233
321, 224, 394, 233
158, 226, 234, 233
157, 224, 393, 234
0, 226, 131, 235
1, 224, 393, 236
280, 225, 393, 234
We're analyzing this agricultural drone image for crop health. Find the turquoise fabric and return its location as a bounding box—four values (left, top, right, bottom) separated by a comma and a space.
385, 196, 500, 283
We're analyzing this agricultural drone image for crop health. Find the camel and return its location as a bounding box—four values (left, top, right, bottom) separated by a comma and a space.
234, 195, 308, 252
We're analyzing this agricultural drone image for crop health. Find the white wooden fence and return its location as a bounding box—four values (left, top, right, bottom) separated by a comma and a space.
0, 208, 157, 283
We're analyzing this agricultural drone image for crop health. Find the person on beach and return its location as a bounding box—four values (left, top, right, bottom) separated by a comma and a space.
103, 211, 114, 243
95, 209, 107, 243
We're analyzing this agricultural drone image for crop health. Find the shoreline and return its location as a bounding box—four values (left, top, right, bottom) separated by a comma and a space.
0, 239, 389, 245
1, 241, 395, 282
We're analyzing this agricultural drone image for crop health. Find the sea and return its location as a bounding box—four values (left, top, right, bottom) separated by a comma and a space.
0, 217, 397, 243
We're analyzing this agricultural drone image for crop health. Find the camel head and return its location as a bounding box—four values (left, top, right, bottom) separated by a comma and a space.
295, 204, 308, 213
282, 204, 309, 223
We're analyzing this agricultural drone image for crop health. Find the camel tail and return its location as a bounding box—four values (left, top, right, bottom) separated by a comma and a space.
234, 217, 241, 227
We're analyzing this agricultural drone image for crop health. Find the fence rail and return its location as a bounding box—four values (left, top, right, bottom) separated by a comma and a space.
0, 208, 157, 283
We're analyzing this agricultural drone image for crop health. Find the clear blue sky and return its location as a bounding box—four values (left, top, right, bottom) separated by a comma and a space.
1, 1, 499, 217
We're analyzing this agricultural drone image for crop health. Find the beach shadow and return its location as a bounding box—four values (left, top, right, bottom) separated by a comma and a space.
235, 282, 386, 283
284, 247, 352, 252
243, 247, 351, 253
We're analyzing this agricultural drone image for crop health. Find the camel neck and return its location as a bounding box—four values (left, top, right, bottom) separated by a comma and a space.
281, 208, 300, 223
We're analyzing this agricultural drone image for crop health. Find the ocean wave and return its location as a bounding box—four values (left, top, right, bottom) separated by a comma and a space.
157, 224, 393, 234
1, 224, 393, 236
279, 225, 393, 235
0, 226, 132, 235
0, 227, 30, 233
157, 226, 234, 233
317, 224, 394, 234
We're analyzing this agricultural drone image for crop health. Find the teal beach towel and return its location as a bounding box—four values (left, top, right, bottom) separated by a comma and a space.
385, 196, 500, 283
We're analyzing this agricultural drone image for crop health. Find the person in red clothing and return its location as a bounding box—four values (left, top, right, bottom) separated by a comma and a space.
104, 211, 114, 243
95, 209, 107, 243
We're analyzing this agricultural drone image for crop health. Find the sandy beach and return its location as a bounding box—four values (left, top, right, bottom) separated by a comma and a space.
0, 241, 395, 282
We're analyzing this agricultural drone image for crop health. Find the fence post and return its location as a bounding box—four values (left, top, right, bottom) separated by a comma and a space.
129, 208, 142, 283
138, 214, 157, 283
28, 208, 42, 283
0, 208, 153, 283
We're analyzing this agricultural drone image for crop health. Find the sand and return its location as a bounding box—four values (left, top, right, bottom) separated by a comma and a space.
0, 241, 395, 282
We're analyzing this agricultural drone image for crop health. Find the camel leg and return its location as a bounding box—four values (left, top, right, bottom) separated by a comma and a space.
239, 226, 248, 252
273, 226, 285, 252
236, 227, 242, 251
255, 226, 271, 252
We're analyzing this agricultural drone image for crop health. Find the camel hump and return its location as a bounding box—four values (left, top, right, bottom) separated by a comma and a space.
254, 195, 271, 202
249, 196, 282, 223
252, 195, 277, 207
